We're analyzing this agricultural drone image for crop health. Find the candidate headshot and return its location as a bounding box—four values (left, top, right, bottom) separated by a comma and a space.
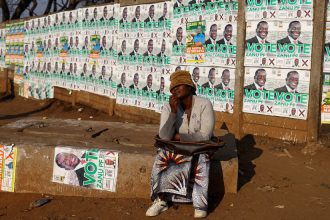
55, 152, 91, 187
83, 9, 89, 22
193, 25, 205, 44
143, 74, 153, 91
83, 36, 89, 50
215, 69, 231, 90
100, 36, 107, 51
91, 8, 98, 22
157, 39, 167, 62
61, 12, 66, 25
118, 40, 126, 56
192, 67, 200, 87
246, 21, 269, 45
118, 72, 126, 88
130, 39, 139, 56
144, 39, 153, 57
120, 7, 128, 23
173, 27, 184, 46
55, 152, 80, 170
145, 5, 155, 22
156, 77, 165, 95
132, 6, 141, 22
218, 24, 233, 45
99, 65, 106, 79
244, 69, 267, 91
69, 12, 73, 23
202, 68, 216, 89
277, 21, 302, 45
75, 36, 79, 48
159, 3, 168, 21
129, 73, 139, 89
275, 71, 299, 94
205, 24, 218, 45
81, 63, 87, 76
102, 6, 108, 20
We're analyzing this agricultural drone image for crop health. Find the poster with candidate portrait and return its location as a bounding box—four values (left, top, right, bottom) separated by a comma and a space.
194, 66, 215, 104
245, 0, 313, 21
213, 67, 235, 113
205, 19, 237, 67
321, 72, 330, 124
243, 67, 310, 120
140, 68, 159, 111
52, 146, 119, 192
245, 20, 277, 67
186, 20, 206, 64
324, 23, 330, 72
276, 20, 313, 70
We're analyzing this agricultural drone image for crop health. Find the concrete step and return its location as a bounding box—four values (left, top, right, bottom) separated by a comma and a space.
0, 118, 238, 198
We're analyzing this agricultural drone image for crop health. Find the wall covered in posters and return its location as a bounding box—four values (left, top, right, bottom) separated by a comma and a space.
244, 0, 313, 120
15, 0, 239, 114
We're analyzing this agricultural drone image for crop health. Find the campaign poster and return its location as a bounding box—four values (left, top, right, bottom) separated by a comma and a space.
116, 64, 130, 106
82, 7, 91, 27
213, 67, 235, 113
89, 33, 100, 59
172, 23, 186, 64
119, 6, 131, 39
52, 147, 119, 192
155, 67, 171, 113
245, 0, 313, 20
276, 20, 313, 70
243, 67, 310, 120
195, 66, 215, 104
140, 67, 158, 110
0, 145, 17, 192
186, 20, 206, 63
245, 20, 277, 68
155, 38, 171, 67
141, 38, 156, 67
321, 72, 330, 124
81, 30, 90, 57
324, 22, 330, 72
204, 19, 237, 67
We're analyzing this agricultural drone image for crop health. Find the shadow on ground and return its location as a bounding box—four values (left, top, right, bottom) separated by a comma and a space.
208, 132, 263, 213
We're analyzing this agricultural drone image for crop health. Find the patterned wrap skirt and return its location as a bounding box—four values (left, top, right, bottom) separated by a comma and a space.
150, 148, 210, 211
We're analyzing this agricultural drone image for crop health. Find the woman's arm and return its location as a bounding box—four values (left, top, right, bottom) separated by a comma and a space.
159, 103, 176, 140
180, 99, 215, 142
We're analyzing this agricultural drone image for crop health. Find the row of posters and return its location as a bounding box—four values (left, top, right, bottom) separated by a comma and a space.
243, 67, 309, 119
244, 1, 313, 120
322, 21, 330, 123
52, 147, 119, 191
245, 20, 313, 69
0, 29, 5, 67
245, 0, 313, 21
0, 145, 17, 192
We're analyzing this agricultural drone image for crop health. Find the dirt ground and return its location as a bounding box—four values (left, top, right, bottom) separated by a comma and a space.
0, 96, 330, 220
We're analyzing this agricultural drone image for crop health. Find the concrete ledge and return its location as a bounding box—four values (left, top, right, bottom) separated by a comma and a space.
0, 118, 238, 198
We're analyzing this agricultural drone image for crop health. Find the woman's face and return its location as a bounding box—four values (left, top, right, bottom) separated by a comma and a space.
171, 84, 192, 99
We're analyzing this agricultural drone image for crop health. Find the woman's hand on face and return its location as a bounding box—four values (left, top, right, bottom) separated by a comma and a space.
169, 95, 179, 113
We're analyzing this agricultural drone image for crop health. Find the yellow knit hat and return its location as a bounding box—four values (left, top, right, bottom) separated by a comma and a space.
170, 70, 196, 91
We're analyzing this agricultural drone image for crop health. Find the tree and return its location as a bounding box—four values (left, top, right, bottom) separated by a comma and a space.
0, 0, 114, 22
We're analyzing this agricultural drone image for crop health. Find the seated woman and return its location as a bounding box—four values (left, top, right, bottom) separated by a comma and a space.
146, 70, 215, 218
